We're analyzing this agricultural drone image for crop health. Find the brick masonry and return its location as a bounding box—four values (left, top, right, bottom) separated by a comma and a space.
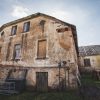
0, 13, 79, 91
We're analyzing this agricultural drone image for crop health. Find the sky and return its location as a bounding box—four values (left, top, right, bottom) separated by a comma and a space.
0, 0, 100, 46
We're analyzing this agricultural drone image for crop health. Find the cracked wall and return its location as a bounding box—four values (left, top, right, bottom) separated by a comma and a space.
0, 15, 78, 90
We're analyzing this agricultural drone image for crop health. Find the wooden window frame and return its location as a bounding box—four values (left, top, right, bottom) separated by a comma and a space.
11, 25, 17, 35
23, 21, 30, 32
13, 44, 21, 60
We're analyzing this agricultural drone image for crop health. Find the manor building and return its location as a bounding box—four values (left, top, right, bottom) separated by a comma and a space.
0, 13, 79, 91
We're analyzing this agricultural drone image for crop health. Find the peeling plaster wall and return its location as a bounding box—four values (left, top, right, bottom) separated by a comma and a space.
26, 67, 77, 90
0, 15, 78, 89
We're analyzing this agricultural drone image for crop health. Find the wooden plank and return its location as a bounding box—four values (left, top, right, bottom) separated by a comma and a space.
37, 40, 46, 59
36, 72, 48, 92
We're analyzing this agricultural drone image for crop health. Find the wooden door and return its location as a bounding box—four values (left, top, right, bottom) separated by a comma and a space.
36, 72, 48, 92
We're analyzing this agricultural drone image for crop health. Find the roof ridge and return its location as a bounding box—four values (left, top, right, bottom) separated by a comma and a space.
0, 12, 75, 32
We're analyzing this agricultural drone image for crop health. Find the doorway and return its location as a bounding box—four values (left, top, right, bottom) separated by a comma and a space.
36, 72, 48, 92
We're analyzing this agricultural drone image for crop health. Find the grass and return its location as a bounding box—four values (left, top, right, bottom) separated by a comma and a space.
81, 73, 100, 87
0, 73, 100, 100
0, 90, 82, 100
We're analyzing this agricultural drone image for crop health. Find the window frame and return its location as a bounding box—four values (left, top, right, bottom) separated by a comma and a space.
23, 21, 30, 32
11, 25, 17, 35
84, 58, 91, 67
13, 44, 21, 60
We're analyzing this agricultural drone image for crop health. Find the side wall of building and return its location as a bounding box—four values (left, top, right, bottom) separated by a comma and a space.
0, 16, 77, 67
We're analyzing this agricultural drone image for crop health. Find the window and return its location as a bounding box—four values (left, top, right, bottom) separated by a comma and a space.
37, 40, 46, 59
13, 44, 21, 60
84, 59, 91, 67
11, 26, 17, 35
23, 22, 30, 32
56, 27, 68, 33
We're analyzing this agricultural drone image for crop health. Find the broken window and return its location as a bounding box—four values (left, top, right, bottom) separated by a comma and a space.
37, 40, 46, 59
23, 21, 30, 32
56, 27, 68, 33
13, 44, 21, 60
11, 25, 17, 35
84, 58, 91, 67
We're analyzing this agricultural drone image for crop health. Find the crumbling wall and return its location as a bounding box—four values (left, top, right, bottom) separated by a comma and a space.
26, 67, 77, 91
0, 15, 78, 89
0, 16, 77, 67
0, 68, 10, 80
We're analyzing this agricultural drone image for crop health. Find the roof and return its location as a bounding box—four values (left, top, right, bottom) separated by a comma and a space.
79, 45, 100, 56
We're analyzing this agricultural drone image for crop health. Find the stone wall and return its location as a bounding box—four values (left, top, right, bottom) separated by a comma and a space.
0, 16, 77, 67
0, 14, 78, 90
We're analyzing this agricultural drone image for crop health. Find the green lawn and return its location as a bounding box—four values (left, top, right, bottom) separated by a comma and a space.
0, 73, 100, 100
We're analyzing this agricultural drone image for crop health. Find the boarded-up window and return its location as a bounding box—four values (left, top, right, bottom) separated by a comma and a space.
23, 22, 30, 32
84, 59, 91, 67
11, 26, 17, 35
37, 40, 46, 59
14, 44, 21, 60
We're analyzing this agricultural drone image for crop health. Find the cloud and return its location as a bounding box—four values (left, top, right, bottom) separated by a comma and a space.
11, 5, 29, 18
49, 7, 90, 26
48, 8, 93, 46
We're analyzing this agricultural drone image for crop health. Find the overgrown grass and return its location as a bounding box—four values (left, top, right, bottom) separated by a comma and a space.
0, 73, 100, 100
81, 73, 100, 87
0, 90, 82, 100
